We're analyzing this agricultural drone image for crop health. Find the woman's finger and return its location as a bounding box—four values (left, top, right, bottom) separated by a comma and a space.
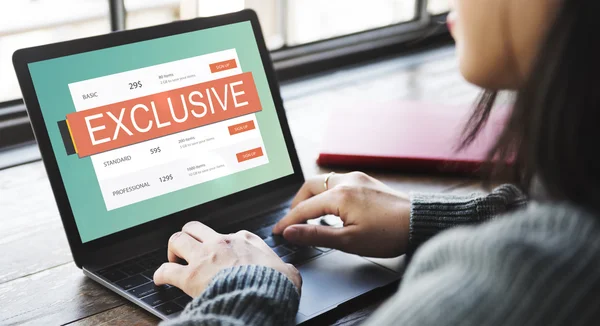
153, 262, 187, 288
273, 190, 344, 234
182, 221, 219, 243
290, 173, 342, 208
167, 231, 202, 263
282, 224, 353, 249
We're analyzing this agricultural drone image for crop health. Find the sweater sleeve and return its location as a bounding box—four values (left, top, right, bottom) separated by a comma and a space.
363, 203, 600, 326
408, 184, 527, 254
161, 265, 299, 326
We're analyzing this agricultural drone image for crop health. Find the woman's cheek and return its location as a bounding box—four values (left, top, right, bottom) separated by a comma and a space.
452, 0, 514, 88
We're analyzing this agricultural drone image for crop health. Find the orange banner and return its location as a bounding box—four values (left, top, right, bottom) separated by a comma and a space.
66, 72, 262, 157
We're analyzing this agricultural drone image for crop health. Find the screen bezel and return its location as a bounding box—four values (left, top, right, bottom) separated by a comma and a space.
12, 10, 304, 267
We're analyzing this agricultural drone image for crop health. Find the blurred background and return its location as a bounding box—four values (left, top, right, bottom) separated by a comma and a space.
0, 0, 450, 103
0, 0, 450, 168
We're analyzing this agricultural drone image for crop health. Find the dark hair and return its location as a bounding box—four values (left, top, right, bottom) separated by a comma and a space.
461, 0, 600, 211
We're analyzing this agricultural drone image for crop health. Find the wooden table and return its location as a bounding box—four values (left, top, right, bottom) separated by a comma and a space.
0, 46, 484, 325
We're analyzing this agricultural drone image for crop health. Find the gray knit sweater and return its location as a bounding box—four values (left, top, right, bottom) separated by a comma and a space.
164, 185, 600, 325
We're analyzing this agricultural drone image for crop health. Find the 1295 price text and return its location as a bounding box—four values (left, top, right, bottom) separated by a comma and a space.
159, 174, 173, 183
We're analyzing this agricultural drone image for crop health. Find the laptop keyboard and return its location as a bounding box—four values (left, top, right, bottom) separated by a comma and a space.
96, 209, 331, 317
97, 251, 192, 316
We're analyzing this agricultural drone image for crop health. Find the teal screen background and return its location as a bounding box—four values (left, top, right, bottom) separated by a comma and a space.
28, 21, 294, 243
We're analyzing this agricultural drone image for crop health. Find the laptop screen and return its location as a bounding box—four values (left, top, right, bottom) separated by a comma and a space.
27, 21, 294, 243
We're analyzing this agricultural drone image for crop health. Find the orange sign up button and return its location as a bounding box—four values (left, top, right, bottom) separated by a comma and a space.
228, 120, 256, 135
209, 59, 238, 73
236, 147, 264, 163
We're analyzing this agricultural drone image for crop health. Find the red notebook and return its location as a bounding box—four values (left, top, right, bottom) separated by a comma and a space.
317, 101, 509, 174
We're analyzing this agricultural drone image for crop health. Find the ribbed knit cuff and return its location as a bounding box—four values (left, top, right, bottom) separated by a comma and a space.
170, 265, 299, 326
408, 184, 527, 255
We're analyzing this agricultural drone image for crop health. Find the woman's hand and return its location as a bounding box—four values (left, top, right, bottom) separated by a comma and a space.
272, 172, 410, 258
154, 221, 302, 297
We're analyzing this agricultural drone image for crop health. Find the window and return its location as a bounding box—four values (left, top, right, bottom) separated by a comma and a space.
121, 0, 446, 48
0, 0, 110, 103
123, 0, 286, 50
428, 0, 451, 15
0, 0, 449, 159
1, 0, 449, 103
124, 0, 180, 30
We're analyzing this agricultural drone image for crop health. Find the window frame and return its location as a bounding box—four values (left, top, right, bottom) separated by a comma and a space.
0, 0, 450, 161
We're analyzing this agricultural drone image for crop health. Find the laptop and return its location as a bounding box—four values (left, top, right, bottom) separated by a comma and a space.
12, 10, 401, 324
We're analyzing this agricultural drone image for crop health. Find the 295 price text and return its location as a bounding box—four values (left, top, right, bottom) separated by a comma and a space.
129, 80, 143, 90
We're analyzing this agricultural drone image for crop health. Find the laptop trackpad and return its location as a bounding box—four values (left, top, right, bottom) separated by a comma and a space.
297, 250, 399, 317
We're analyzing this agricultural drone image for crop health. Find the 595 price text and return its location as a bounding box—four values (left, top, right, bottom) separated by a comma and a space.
150, 147, 161, 154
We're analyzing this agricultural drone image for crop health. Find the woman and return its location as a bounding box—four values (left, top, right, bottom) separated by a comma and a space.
155, 0, 600, 324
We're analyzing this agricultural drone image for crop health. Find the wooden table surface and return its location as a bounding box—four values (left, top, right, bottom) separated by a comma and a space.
0, 46, 484, 326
